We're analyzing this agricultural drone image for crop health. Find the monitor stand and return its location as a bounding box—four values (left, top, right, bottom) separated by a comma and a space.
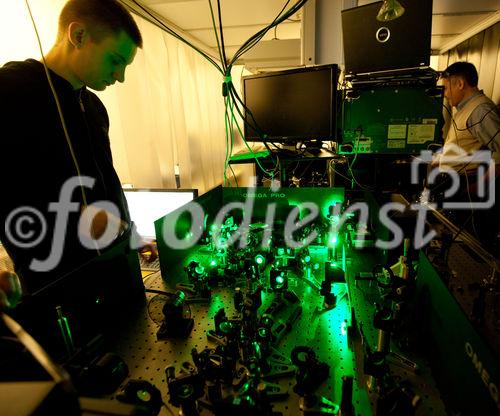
298, 140, 326, 155
278, 140, 325, 154
280, 143, 297, 152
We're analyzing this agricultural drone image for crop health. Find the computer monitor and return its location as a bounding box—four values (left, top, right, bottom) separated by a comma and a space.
243, 64, 339, 143
123, 188, 198, 239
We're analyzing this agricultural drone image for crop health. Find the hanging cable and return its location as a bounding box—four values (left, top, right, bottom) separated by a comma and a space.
208, 0, 226, 73
25, 0, 103, 255
25, 0, 89, 209
227, 92, 277, 177
229, 0, 302, 65
228, 94, 239, 186
227, 86, 278, 176
223, 95, 231, 186
123, 0, 312, 184
125, 0, 223, 74
216, 0, 228, 71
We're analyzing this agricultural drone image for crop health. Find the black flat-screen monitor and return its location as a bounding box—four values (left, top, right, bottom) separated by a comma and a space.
342, 0, 432, 75
243, 64, 339, 143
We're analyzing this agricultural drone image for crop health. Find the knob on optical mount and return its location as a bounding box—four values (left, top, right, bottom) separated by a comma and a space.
157, 290, 194, 339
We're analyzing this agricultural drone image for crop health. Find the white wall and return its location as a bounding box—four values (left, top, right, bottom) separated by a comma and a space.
438, 21, 500, 104
314, 0, 358, 66
0, 0, 65, 66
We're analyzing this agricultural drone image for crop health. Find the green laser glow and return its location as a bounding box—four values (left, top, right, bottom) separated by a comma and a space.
255, 254, 265, 265
341, 321, 347, 336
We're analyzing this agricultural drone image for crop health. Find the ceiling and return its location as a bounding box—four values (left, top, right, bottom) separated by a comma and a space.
138, 0, 500, 70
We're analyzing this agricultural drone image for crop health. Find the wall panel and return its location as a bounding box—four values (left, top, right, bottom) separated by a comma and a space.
440, 21, 500, 104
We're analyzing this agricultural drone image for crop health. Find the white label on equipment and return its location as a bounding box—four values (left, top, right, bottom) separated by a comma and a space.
408, 124, 435, 144
388, 124, 407, 139
422, 118, 438, 124
387, 140, 405, 149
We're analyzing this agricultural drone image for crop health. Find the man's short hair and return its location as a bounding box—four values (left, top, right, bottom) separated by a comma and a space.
441, 61, 478, 87
58, 0, 143, 48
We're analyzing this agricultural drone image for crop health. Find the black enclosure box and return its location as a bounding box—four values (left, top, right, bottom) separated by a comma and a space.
341, 85, 444, 154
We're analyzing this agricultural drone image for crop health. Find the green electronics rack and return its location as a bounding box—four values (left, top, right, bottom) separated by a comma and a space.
341, 85, 444, 154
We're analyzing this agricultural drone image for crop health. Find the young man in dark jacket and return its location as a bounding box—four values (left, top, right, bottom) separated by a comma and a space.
0, 0, 151, 324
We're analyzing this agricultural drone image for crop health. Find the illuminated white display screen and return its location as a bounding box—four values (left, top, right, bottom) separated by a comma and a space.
123, 189, 196, 239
